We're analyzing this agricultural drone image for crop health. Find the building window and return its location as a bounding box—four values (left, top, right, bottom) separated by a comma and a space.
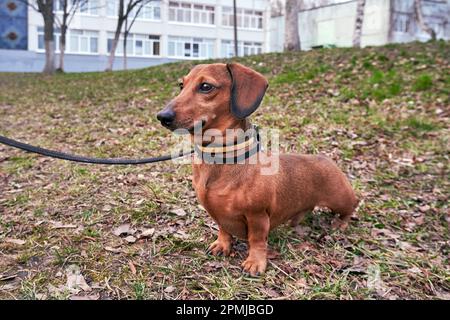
393, 13, 410, 33
135, 2, 161, 20
221, 40, 262, 58
106, 0, 117, 16
169, 2, 215, 25
107, 33, 160, 56
107, 0, 161, 20
168, 36, 214, 58
79, 0, 99, 15
54, 0, 99, 15
38, 27, 61, 52
69, 30, 98, 53
38, 27, 97, 54
222, 7, 263, 30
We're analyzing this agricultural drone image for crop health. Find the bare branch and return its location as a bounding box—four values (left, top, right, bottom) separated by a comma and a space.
17, 0, 40, 12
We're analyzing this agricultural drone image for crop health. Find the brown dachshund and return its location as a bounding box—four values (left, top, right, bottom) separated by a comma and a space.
157, 63, 358, 276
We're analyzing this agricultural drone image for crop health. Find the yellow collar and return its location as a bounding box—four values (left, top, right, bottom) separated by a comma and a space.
196, 136, 255, 154
194, 125, 260, 164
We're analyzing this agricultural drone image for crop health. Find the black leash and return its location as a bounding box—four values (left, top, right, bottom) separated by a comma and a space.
0, 135, 193, 165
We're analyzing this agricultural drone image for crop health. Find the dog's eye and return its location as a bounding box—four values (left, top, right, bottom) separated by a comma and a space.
199, 83, 214, 93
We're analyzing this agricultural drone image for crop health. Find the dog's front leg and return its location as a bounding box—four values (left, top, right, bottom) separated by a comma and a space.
242, 213, 270, 276
207, 227, 232, 256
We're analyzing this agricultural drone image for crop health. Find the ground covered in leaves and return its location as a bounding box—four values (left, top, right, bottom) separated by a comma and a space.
0, 41, 449, 300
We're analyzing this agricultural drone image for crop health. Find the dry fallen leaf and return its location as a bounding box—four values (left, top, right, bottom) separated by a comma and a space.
204, 261, 222, 272
407, 266, 422, 274
164, 286, 176, 293
371, 228, 400, 239
418, 205, 430, 213
66, 265, 91, 293
104, 246, 122, 253
171, 208, 187, 217
70, 293, 100, 300
51, 221, 77, 229
128, 261, 137, 275
140, 228, 155, 238
294, 225, 311, 237
4, 238, 26, 246
124, 235, 137, 243
263, 288, 281, 298
436, 291, 450, 300
113, 224, 135, 237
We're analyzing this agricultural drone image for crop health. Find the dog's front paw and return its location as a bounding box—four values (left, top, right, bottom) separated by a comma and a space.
241, 257, 267, 277
206, 239, 231, 257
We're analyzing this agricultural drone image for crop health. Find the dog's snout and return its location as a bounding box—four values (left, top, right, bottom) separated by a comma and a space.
157, 109, 175, 127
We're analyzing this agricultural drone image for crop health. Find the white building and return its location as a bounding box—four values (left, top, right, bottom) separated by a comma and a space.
1, 0, 448, 72
0, 0, 271, 72
270, 0, 450, 52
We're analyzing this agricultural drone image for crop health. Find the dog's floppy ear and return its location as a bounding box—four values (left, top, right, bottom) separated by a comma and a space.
226, 63, 268, 119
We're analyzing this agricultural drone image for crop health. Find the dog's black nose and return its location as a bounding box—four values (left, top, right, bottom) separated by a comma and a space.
157, 109, 175, 127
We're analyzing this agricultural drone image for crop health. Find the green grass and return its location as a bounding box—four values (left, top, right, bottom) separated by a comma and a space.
0, 41, 449, 300
413, 74, 433, 91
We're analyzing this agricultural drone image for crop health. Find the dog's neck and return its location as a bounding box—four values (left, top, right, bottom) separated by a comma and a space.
192, 119, 251, 146
191, 119, 260, 165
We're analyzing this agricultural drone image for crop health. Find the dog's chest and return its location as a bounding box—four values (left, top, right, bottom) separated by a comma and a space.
192, 174, 234, 214
192, 169, 248, 238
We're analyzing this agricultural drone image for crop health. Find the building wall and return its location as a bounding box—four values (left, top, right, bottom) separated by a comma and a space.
0, 0, 28, 50
270, 0, 449, 52
390, 0, 450, 43
1, 0, 269, 72
271, 0, 390, 51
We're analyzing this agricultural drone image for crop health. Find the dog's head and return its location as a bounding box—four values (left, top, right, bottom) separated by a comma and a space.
157, 63, 268, 134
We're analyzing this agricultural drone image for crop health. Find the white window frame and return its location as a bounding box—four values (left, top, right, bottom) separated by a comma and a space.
107, 0, 161, 20
221, 40, 262, 58
393, 12, 410, 33
167, 36, 215, 59
107, 33, 161, 57
78, 0, 99, 16
132, 2, 161, 21
221, 6, 263, 30
37, 27, 61, 52
54, 0, 99, 16
37, 27, 98, 55
168, 1, 215, 26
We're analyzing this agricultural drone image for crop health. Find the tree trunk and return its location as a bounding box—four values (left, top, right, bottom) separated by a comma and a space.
123, 18, 128, 70
414, 0, 436, 40
387, 0, 395, 42
57, 0, 70, 72
58, 18, 68, 72
106, 22, 124, 72
106, 1, 125, 71
353, 0, 366, 47
44, 39, 55, 74
284, 0, 300, 51
233, 0, 238, 56
58, 38, 65, 72
42, 1, 55, 74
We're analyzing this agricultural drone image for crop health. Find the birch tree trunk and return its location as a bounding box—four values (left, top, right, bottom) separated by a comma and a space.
123, 18, 128, 70
414, 0, 436, 40
284, 0, 300, 51
58, 1, 69, 72
39, 0, 55, 74
58, 26, 66, 72
106, 0, 125, 71
352, 0, 366, 48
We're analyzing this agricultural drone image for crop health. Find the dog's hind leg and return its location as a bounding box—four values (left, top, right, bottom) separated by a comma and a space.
289, 210, 309, 227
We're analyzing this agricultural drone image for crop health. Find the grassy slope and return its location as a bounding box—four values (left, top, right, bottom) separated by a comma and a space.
0, 41, 448, 299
